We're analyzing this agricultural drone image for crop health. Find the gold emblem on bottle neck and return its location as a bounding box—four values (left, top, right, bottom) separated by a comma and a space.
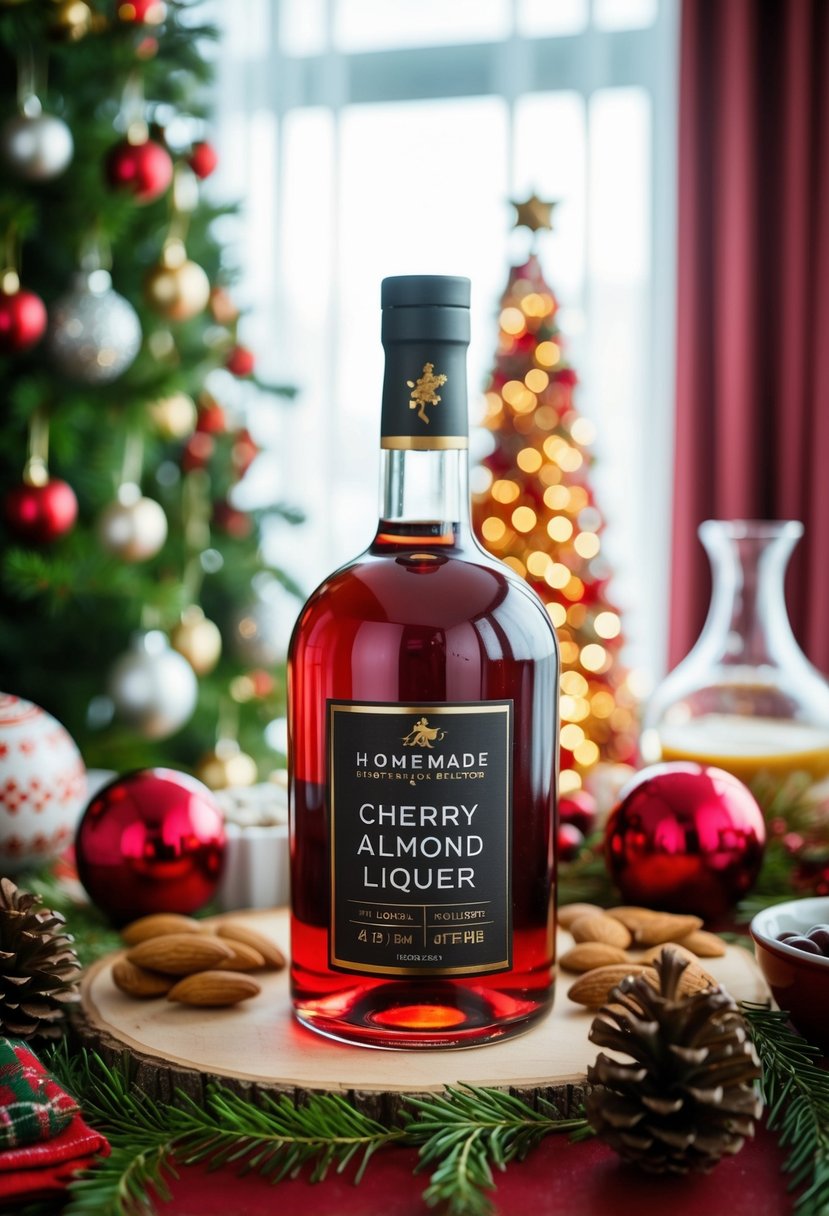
406, 363, 447, 424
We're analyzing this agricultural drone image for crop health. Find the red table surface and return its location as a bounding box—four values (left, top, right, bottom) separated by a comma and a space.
156, 1121, 791, 1216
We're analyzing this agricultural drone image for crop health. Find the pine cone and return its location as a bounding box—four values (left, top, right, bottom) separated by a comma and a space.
586, 948, 762, 1174
0, 877, 81, 1041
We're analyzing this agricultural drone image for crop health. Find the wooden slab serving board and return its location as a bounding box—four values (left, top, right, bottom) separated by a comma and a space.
76, 910, 769, 1120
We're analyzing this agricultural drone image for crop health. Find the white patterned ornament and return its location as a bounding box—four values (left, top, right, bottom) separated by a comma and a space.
0, 693, 87, 873
108, 631, 198, 740
47, 269, 141, 384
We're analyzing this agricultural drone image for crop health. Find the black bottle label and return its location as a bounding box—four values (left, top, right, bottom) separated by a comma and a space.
327, 700, 513, 977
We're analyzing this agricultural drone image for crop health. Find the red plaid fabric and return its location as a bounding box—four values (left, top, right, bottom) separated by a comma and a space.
0, 1038, 78, 1149
0, 1037, 109, 1206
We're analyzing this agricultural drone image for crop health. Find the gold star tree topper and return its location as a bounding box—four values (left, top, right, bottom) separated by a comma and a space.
511, 192, 557, 233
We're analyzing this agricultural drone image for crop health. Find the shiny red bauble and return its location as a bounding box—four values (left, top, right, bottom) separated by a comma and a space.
0, 289, 47, 353
4, 478, 78, 543
557, 821, 585, 862
604, 762, 766, 920
75, 768, 225, 924
212, 499, 253, 538
188, 140, 218, 180
225, 345, 255, 377
232, 428, 258, 475
559, 789, 597, 836
116, 0, 167, 25
105, 138, 173, 204
196, 402, 227, 434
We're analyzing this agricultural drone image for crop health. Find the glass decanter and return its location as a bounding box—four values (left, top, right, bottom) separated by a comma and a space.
641, 520, 829, 789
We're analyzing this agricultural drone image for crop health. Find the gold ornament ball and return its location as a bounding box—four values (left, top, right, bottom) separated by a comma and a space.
148, 392, 197, 439
51, 0, 92, 37
144, 243, 210, 322
171, 606, 222, 676
196, 743, 258, 791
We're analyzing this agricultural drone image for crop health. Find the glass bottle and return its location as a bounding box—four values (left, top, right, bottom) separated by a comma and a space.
641, 520, 829, 788
288, 276, 559, 1049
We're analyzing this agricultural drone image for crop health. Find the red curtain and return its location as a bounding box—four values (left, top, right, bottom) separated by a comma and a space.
670, 0, 829, 671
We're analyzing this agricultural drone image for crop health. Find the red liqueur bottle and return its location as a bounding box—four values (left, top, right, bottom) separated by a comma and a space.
288, 276, 559, 1048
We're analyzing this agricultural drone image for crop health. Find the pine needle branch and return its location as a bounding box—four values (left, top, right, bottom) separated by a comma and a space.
741, 1002, 829, 1216
404, 1084, 587, 1216
170, 1086, 406, 1184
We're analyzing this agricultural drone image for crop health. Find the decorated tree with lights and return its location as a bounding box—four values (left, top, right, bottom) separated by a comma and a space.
0, 2, 299, 786
473, 196, 638, 796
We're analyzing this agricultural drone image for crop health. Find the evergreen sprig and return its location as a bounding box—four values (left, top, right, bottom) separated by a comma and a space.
43, 1045, 587, 1216
405, 1085, 586, 1216
741, 1003, 829, 1216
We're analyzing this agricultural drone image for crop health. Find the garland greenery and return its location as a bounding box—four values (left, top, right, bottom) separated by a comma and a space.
42, 1044, 586, 1216
740, 1004, 829, 1216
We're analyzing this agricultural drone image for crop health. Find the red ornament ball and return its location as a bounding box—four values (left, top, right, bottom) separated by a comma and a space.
188, 140, 218, 180
213, 499, 253, 539
105, 138, 173, 204
75, 768, 225, 924
559, 789, 597, 836
604, 763, 766, 920
196, 401, 227, 434
4, 478, 78, 544
557, 822, 585, 862
0, 288, 47, 353
226, 344, 255, 377
181, 432, 214, 472
116, 0, 167, 24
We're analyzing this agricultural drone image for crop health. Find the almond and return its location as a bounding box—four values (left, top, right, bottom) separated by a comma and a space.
642, 953, 718, 995
558, 903, 603, 929
216, 922, 286, 970
214, 941, 266, 972
559, 942, 630, 973
126, 933, 234, 975
639, 941, 699, 966
167, 971, 261, 1007
568, 963, 652, 1007
675, 929, 726, 958
122, 913, 205, 945
112, 958, 173, 998
570, 913, 632, 950
606, 906, 662, 932
632, 913, 704, 946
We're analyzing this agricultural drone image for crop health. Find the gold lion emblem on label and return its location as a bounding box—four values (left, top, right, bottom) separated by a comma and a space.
406, 363, 447, 424
401, 717, 447, 748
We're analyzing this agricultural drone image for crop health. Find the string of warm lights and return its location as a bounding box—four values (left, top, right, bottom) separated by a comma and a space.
473, 254, 638, 793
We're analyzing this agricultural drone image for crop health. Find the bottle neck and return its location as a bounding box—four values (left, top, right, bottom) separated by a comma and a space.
377, 448, 471, 544
377, 328, 470, 545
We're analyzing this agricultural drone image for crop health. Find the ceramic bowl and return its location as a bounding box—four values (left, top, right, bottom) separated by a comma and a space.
750, 896, 829, 1050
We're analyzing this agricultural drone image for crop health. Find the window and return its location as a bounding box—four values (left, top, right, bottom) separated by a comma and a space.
212, 0, 679, 684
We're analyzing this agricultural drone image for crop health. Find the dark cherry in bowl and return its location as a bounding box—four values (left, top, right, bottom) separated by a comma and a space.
750, 897, 829, 1051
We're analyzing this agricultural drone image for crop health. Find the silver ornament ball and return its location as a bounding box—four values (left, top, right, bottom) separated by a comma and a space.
108, 630, 198, 740
98, 484, 168, 561
1, 108, 73, 180
47, 269, 141, 384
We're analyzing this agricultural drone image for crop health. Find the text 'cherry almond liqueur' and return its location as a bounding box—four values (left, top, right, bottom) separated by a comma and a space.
288, 276, 559, 1048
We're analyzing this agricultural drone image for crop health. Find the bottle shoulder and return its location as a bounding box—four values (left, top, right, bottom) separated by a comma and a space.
293, 539, 558, 651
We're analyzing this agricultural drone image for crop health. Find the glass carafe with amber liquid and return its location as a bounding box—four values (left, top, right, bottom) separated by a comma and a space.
641, 521, 829, 789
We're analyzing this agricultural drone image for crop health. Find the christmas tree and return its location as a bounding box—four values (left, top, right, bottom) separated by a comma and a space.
473, 198, 637, 794
0, 2, 299, 783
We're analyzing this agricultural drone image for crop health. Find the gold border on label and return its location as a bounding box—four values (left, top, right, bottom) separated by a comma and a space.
381, 436, 469, 450
329, 701, 512, 979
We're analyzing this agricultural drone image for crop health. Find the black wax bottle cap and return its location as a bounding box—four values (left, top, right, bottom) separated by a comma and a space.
381, 276, 470, 310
